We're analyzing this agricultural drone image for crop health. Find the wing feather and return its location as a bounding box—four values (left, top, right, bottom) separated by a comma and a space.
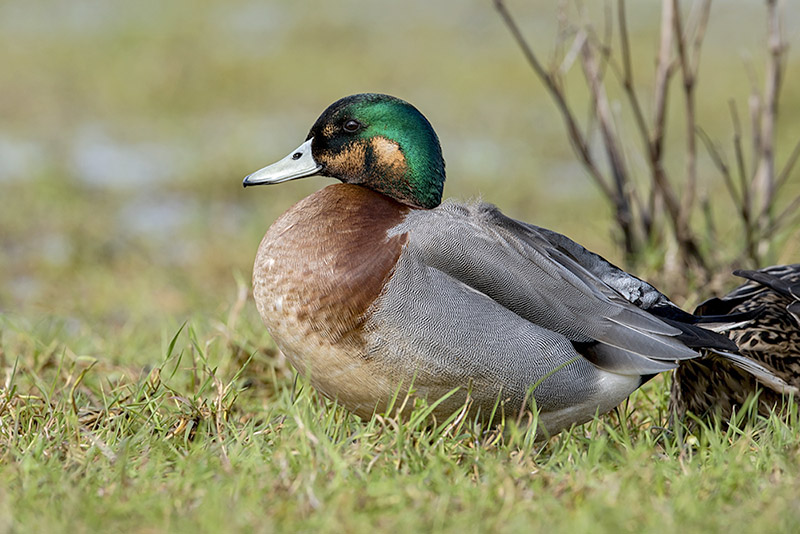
392, 201, 722, 375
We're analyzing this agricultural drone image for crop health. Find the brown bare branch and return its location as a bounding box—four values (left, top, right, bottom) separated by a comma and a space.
645, 1, 706, 269
728, 101, 758, 262
614, 0, 651, 148
767, 193, 800, 238
696, 128, 740, 208
754, 0, 785, 224
729, 101, 750, 222
745, 63, 763, 176
672, 0, 696, 238
688, 0, 711, 76
553, 0, 571, 72
493, 0, 615, 200
776, 138, 800, 193
618, 0, 633, 86
615, 0, 654, 236
598, 0, 614, 84
579, 37, 634, 252
494, 0, 793, 273
652, 0, 675, 155
673, 0, 710, 244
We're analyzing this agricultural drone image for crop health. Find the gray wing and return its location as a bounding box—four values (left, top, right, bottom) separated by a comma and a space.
391, 200, 701, 375
521, 222, 672, 309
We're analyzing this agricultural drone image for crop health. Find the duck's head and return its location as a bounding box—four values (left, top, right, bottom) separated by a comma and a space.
243, 93, 445, 209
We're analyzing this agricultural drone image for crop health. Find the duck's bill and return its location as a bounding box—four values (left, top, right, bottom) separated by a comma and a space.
242, 138, 323, 187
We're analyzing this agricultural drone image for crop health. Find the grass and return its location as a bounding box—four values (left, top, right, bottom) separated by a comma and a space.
2, 1, 800, 532
3, 307, 800, 533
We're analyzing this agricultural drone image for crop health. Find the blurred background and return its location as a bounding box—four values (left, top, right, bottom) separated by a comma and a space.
1, 0, 799, 366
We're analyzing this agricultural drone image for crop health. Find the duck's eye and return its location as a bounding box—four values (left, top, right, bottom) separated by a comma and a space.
343, 119, 361, 133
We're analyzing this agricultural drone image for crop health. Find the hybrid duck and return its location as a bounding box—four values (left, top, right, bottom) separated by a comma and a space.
244, 93, 740, 436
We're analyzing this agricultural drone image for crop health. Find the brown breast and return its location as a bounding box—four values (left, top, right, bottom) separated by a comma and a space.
252, 183, 410, 414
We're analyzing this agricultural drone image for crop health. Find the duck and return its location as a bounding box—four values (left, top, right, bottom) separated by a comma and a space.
670, 264, 800, 423
243, 93, 740, 437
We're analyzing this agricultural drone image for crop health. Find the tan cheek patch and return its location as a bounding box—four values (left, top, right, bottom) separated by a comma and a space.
371, 137, 407, 173
323, 141, 367, 180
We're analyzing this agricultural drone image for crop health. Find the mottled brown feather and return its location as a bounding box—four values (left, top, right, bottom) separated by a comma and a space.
670, 266, 800, 423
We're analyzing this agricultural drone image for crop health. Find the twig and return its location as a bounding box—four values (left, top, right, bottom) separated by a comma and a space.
648, 1, 682, 228
688, 0, 711, 70
767, 193, 800, 238
673, 0, 711, 240
776, 138, 800, 193
579, 37, 634, 252
553, 0, 570, 72
696, 128, 739, 208
618, 0, 632, 87
558, 26, 586, 76
755, 0, 785, 224
652, 0, 675, 156
616, 0, 653, 236
648, 0, 705, 269
615, 0, 651, 149
745, 62, 763, 176
598, 0, 614, 86
727, 101, 758, 263
672, 0, 695, 241
495, 0, 795, 272
493, 0, 615, 201
728, 102, 750, 222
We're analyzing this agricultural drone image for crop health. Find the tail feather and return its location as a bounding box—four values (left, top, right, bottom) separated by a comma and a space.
733, 266, 800, 299
713, 350, 799, 396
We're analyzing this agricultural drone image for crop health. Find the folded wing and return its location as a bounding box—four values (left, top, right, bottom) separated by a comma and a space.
393, 201, 736, 375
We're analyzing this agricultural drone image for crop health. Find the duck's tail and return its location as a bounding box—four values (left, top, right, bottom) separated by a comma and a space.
648, 306, 758, 350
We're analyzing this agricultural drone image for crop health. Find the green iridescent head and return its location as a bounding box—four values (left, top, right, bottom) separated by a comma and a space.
243, 93, 446, 209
